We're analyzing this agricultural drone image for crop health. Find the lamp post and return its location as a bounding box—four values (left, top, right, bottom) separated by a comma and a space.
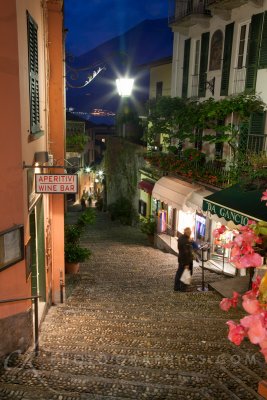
197, 243, 210, 292
116, 77, 134, 138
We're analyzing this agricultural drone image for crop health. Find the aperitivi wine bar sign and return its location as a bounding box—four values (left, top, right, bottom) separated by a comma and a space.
35, 174, 78, 194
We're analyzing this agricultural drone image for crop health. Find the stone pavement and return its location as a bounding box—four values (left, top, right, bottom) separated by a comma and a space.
0, 210, 266, 399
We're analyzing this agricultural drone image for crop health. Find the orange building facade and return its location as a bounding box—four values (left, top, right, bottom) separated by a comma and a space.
0, 0, 65, 357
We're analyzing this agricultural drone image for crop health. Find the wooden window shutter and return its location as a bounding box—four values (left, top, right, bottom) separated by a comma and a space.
182, 38, 191, 98
259, 12, 267, 69
198, 32, 210, 98
220, 22, 234, 96
247, 111, 266, 152
27, 12, 40, 134
245, 12, 264, 92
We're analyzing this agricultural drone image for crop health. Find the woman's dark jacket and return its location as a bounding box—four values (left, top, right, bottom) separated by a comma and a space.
178, 234, 193, 266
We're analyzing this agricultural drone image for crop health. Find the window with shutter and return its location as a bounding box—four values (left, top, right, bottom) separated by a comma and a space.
182, 38, 191, 98
220, 22, 234, 96
198, 32, 210, 98
259, 12, 267, 69
156, 81, 163, 99
245, 12, 264, 92
238, 113, 266, 153
27, 12, 40, 134
247, 111, 266, 152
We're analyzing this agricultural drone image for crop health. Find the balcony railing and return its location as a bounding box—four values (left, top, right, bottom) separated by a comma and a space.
206, 0, 253, 9
240, 134, 267, 154
232, 67, 246, 95
169, 0, 211, 25
144, 143, 267, 189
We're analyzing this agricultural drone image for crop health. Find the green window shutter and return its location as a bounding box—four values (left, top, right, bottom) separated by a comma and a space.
247, 111, 266, 152
259, 12, 267, 69
182, 38, 191, 98
27, 12, 40, 134
245, 12, 264, 92
198, 32, 210, 98
220, 22, 234, 96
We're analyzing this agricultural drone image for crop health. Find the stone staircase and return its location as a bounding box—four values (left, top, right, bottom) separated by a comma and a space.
0, 211, 266, 399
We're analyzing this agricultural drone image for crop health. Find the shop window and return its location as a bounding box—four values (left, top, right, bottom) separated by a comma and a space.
209, 30, 223, 71
195, 213, 206, 241
138, 200, 147, 217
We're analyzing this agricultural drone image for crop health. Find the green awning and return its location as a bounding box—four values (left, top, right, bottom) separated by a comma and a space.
202, 184, 267, 226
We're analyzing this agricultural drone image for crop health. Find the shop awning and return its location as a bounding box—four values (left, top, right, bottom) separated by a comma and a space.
186, 188, 214, 211
203, 184, 267, 225
152, 176, 201, 210
138, 180, 154, 194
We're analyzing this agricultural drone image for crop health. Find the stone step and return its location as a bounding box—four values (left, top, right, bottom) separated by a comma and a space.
0, 382, 127, 400
0, 366, 246, 400
5, 349, 265, 399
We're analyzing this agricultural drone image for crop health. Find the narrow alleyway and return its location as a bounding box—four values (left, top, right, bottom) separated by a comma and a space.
1, 210, 266, 399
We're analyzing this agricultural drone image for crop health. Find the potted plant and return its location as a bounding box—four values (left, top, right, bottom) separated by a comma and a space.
64, 224, 91, 273
140, 216, 157, 245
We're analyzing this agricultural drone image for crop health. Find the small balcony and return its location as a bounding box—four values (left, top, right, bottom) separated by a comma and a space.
207, 0, 262, 11
169, 0, 211, 30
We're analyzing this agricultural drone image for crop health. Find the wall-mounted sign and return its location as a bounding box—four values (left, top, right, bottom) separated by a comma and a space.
35, 174, 78, 194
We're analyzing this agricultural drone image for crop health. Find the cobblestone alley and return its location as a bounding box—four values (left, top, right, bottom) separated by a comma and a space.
0, 210, 267, 400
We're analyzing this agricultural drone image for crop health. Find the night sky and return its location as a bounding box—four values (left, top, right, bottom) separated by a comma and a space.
64, 0, 169, 56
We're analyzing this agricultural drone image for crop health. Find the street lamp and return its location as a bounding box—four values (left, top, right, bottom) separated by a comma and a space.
116, 77, 134, 97
116, 77, 134, 138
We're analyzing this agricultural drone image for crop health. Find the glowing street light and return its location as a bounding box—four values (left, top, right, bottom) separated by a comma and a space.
116, 77, 134, 97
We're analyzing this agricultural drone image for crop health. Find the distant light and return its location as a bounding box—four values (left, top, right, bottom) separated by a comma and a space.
85, 166, 91, 173
98, 170, 103, 177
116, 78, 134, 97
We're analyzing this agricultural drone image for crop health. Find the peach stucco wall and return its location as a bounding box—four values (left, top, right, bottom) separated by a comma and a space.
0, 0, 31, 317
47, 0, 65, 303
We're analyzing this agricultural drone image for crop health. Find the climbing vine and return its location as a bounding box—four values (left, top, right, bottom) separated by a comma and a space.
144, 93, 266, 155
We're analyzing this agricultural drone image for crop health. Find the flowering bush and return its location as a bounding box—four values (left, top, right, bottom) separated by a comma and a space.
217, 191, 267, 361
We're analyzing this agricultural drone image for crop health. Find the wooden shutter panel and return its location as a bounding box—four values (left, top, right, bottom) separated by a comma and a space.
220, 22, 234, 96
27, 12, 40, 134
245, 12, 264, 92
182, 38, 191, 98
198, 32, 210, 98
259, 12, 267, 69
247, 111, 266, 152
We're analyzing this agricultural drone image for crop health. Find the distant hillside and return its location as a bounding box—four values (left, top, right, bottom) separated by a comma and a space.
66, 18, 173, 124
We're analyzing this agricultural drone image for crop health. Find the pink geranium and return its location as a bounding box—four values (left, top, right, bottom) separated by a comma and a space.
240, 314, 267, 344
226, 320, 246, 345
242, 293, 262, 314
220, 292, 239, 311
261, 190, 267, 202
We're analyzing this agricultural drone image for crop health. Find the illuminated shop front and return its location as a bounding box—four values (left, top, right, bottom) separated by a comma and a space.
152, 177, 212, 248
203, 184, 267, 275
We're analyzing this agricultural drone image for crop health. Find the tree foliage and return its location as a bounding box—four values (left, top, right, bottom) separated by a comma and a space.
144, 93, 266, 157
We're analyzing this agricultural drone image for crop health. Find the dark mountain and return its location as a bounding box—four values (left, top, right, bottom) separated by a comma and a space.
66, 18, 173, 124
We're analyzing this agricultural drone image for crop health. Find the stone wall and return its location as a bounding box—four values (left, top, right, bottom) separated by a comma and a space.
0, 309, 32, 358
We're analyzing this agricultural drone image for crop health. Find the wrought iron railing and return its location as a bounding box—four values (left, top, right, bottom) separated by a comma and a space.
169, 0, 211, 24
0, 295, 40, 355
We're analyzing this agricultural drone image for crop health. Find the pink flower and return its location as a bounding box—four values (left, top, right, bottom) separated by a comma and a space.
242, 293, 262, 314
232, 253, 262, 269
220, 298, 233, 311
220, 292, 239, 311
227, 320, 246, 345
240, 314, 267, 344
261, 190, 267, 202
